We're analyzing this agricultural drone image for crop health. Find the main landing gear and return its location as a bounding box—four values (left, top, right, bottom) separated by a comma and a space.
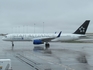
45, 42, 50, 49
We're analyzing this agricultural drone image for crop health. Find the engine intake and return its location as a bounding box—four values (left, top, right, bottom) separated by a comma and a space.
33, 40, 44, 44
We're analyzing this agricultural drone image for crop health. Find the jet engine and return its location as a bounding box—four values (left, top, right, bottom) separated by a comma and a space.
33, 40, 44, 44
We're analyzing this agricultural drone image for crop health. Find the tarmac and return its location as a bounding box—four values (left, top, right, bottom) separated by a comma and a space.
0, 37, 93, 70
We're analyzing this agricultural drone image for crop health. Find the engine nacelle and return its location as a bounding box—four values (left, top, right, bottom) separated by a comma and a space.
33, 40, 44, 44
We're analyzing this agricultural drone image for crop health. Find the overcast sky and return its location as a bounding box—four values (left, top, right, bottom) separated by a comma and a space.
0, 0, 93, 33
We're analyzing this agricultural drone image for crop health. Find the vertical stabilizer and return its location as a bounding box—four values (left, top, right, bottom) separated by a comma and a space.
73, 20, 90, 34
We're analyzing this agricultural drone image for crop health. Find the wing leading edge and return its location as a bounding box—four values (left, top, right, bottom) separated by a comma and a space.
33, 31, 62, 42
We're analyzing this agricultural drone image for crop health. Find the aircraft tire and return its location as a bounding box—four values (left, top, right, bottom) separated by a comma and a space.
45, 43, 50, 49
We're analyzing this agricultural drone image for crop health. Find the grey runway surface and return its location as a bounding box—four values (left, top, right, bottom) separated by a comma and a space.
0, 37, 93, 70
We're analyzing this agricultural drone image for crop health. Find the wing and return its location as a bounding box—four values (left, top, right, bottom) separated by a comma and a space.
33, 37, 57, 42
33, 31, 62, 42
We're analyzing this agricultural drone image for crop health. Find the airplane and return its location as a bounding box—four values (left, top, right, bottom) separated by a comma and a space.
2, 31, 62, 49
2, 20, 90, 49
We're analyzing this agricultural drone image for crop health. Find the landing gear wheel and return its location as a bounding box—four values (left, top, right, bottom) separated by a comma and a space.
12, 43, 14, 47
45, 43, 50, 49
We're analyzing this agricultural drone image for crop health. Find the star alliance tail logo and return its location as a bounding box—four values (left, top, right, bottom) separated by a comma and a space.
79, 26, 85, 32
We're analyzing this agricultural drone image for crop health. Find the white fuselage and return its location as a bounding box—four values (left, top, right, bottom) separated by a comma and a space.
2, 33, 57, 41
2, 33, 85, 42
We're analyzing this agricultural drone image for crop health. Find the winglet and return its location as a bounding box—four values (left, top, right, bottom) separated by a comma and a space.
57, 31, 62, 37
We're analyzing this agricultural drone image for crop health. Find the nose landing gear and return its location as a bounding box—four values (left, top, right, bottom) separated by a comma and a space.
12, 42, 14, 50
